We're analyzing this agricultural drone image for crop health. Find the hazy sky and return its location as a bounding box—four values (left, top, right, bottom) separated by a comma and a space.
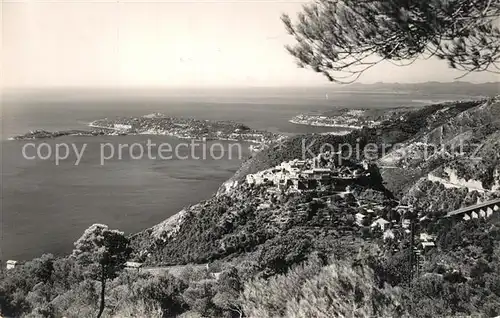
2, 0, 499, 88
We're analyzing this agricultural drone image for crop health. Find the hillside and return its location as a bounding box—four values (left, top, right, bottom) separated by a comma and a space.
132, 97, 500, 267
123, 95, 500, 317
223, 98, 487, 194
380, 97, 500, 213
3, 96, 500, 318
131, 155, 395, 267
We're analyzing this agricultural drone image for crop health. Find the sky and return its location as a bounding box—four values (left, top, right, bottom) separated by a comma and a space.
2, 0, 499, 88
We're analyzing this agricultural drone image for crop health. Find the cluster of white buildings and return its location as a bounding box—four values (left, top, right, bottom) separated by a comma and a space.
245, 156, 439, 253
113, 123, 133, 131
246, 154, 369, 192
355, 204, 437, 252
246, 159, 308, 190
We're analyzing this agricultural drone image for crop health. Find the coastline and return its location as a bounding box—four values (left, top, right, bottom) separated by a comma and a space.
288, 109, 384, 130
132, 96, 499, 263
10, 115, 283, 147
288, 118, 363, 130
88, 122, 280, 145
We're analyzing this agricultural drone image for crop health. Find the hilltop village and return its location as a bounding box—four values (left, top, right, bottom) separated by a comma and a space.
242, 153, 438, 251
245, 152, 371, 192
131, 96, 500, 274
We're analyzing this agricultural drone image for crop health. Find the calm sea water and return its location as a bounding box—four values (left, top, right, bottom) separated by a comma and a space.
0, 88, 478, 260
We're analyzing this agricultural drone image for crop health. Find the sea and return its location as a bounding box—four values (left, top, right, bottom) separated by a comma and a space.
0, 87, 483, 261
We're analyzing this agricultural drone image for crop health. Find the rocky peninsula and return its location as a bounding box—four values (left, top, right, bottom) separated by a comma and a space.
11, 113, 281, 146
9, 129, 109, 140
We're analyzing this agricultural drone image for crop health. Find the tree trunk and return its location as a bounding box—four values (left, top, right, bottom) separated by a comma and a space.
97, 269, 106, 318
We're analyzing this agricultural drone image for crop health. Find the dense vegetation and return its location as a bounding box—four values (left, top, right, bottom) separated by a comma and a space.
132, 174, 394, 266
229, 99, 486, 188
282, 0, 500, 83
3, 0, 500, 313
2, 217, 500, 317
409, 218, 500, 317
397, 99, 500, 213
2, 98, 500, 317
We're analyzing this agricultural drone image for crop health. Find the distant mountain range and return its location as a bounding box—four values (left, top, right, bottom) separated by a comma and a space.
342, 81, 499, 96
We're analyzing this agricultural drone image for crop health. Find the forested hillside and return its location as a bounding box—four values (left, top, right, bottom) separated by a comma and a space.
3, 97, 500, 317
393, 98, 500, 214
131, 168, 394, 267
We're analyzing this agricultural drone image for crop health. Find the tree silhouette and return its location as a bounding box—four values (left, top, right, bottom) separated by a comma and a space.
72, 224, 131, 318
282, 0, 500, 83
